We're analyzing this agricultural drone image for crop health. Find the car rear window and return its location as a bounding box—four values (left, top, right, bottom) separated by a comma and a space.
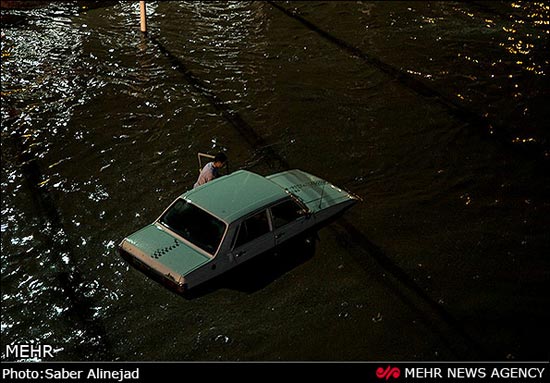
159, 199, 225, 255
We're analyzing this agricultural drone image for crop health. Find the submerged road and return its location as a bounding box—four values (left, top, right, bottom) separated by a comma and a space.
148, 16, 491, 358
2, 1, 548, 361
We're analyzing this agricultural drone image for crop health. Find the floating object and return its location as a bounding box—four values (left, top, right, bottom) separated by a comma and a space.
118, 169, 360, 293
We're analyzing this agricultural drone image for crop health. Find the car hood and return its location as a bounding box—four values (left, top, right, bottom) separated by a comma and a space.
120, 223, 211, 278
267, 169, 357, 213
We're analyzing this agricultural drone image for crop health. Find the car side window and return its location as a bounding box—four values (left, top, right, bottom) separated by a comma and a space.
271, 199, 304, 229
234, 210, 270, 248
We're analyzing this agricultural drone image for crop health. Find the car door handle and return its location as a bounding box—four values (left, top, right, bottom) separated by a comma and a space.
275, 232, 285, 239
236, 250, 247, 257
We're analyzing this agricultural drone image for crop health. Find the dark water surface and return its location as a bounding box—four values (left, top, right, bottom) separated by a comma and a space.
1, 1, 549, 361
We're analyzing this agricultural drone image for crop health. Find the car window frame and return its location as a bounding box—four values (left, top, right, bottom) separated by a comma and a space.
269, 198, 307, 229
231, 208, 274, 251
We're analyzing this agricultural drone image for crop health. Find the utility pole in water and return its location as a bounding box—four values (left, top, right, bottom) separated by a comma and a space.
140, 1, 147, 33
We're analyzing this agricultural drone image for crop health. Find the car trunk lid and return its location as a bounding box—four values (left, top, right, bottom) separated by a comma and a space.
121, 224, 211, 278
267, 169, 357, 213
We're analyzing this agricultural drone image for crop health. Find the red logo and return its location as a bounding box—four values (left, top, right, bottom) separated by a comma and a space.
376, 366, 401, 380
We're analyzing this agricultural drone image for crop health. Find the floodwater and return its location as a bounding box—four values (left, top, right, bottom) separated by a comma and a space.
1, 1, 549, 361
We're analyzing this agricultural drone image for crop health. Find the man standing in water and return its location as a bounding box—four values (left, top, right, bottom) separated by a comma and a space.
194, 152, 228, 188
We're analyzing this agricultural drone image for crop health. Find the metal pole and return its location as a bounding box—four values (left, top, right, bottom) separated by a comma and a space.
140, 1, 147, 33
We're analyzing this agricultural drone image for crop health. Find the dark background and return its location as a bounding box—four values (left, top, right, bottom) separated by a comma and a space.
2, 1, 549, 361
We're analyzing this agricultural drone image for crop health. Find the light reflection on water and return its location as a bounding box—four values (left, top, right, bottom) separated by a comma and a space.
1, 2, 144, 360
375, 2, 549, 143
1, 1, 549, 361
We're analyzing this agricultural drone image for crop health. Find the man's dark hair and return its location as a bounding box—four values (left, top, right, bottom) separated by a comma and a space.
214, 152, 227, 163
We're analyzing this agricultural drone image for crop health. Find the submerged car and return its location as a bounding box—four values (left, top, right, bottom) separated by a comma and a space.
119, 169, 360, 293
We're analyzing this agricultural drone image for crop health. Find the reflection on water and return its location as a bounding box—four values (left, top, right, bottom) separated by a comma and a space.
158, 2, 270, 118
375, 1, 549, 146
1, 1, 549, 361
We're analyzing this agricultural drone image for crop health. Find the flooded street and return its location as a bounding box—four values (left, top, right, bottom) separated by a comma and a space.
1, 1, 549, 361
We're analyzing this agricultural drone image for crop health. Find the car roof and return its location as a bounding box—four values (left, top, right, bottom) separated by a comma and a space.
181, 170, 289, 223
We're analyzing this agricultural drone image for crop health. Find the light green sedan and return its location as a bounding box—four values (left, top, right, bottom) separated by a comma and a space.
119, 169, 359, 293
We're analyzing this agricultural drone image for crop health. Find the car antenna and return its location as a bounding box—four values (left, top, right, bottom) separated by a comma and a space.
318, 181, 326, 209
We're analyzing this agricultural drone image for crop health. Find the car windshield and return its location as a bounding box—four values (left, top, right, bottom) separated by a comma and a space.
159, 199, 226, 256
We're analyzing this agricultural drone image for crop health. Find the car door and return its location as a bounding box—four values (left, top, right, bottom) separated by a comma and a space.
230, 209, 274, 264
270, 198, 311, 246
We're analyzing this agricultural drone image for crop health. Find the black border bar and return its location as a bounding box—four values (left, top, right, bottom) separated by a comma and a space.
1, 361, 549, 383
